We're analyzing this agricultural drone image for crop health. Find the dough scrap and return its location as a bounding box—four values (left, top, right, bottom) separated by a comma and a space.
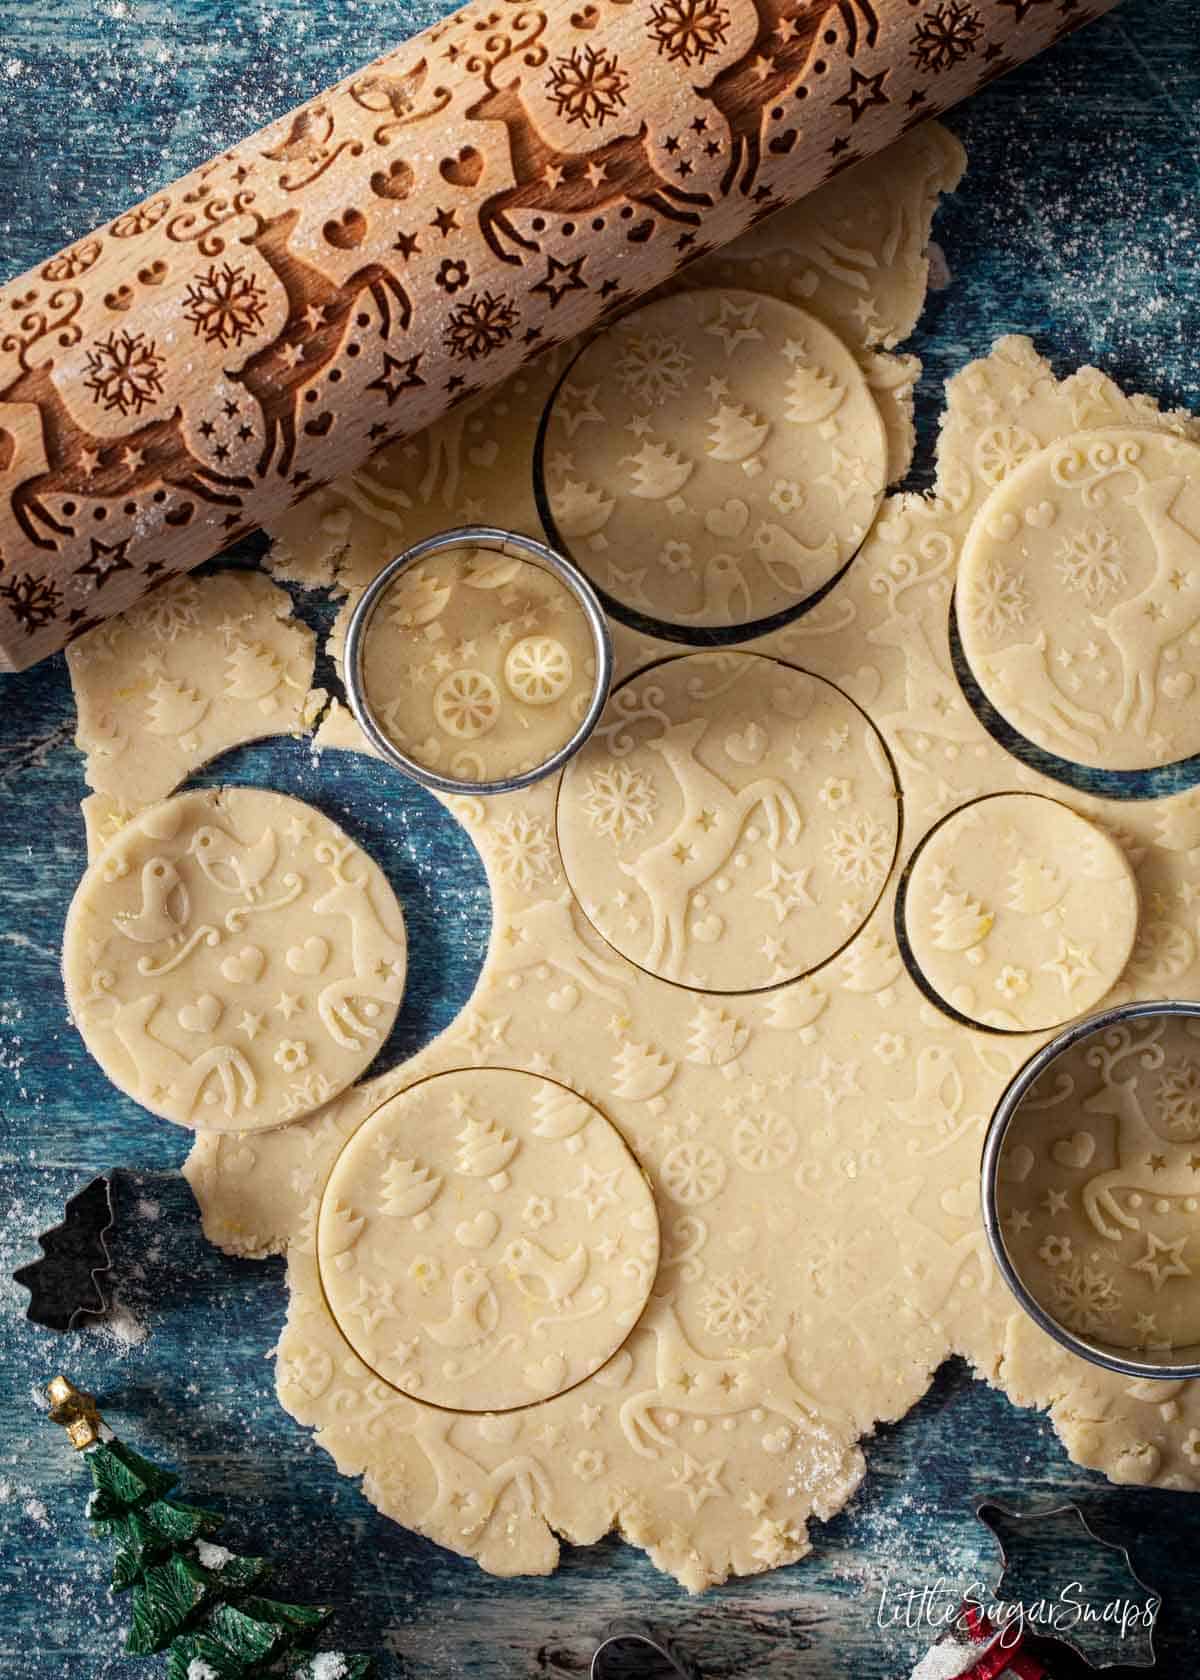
362, 547, 595, 783
317, 1068, 659, 1411
903, 793, 1139, 1032
183, 338, 1200, 1591
540, 290, 888, 631
956, 428, 1200, 771
557, 651, 899, 991
998, 1010, 1200, 1352
64, 787, 407, 1130
67, 571, 316, 810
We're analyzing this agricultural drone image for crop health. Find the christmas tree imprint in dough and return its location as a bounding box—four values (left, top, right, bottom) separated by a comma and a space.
539, 289, 888, 634
902, 793, 1139, 1033
361, 545, 596, 784
956, 428, 1200, 772
557, 651, 900, 992
63, 788, 407, 1130
997, 1011, 1200, 1351
317, 1068, 659, 1410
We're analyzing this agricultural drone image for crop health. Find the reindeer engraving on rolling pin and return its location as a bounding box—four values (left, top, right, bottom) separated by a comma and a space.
696, 0, 881, 196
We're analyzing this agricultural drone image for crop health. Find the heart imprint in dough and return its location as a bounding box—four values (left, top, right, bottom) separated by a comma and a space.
287, 936, 330, 976
548, 983, 580, 1013
999, 1142, 1035, 1184
1024, 499, 1057, 528
939, 1178, 978, 1221
178, 993, 222, 1034
725, 720, 768, 765
525, 1353, 567, 1391
705, 498, 750, 539
221, 945, 266, 985
1052, 1130, 1096, 1170
455, 1210, 501, 1250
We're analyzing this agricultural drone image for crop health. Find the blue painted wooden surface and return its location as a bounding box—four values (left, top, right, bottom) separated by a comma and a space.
0, 2, 1198, 1676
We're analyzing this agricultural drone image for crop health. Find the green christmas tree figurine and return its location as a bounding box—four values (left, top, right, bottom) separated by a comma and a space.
46, 1377, 371, 1680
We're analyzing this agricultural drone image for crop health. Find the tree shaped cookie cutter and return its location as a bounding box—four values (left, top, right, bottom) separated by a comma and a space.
344, 526, 614, 796
981, 999, 1200, 1382
14, 1174, 114, 1333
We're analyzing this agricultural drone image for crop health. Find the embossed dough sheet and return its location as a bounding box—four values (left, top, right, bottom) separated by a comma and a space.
62, 127, 1200, 1594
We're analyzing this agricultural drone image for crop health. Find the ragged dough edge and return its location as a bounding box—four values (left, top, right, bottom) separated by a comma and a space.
261, 121, 965, 702
69, 571, 317, 854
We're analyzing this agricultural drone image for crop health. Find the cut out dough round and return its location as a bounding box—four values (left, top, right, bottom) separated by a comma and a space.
361, 546, 596, 782
540, 289, 888, 631
956, 428, 1200, 771
904, 794, 1138, 1032
317, 1069, 659, 1410
63, 788, 407, 1131
557, 652, 900, 992
997, 1010, 1200, 1350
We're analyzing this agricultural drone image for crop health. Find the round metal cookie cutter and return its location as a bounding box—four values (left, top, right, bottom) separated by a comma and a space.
981, 998, 1200, 1381
343, 525, 614, 797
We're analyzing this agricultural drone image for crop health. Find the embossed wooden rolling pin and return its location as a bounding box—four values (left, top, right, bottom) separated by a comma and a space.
0, 0, 1120, 669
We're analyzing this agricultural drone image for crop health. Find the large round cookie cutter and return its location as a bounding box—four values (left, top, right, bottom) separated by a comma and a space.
344, 526, 614, 797
981, 999, 1200, 1381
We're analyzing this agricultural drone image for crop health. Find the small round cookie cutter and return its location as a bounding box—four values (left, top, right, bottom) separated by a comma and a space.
343, 525, 614, 797
981, 999, 1200, 1381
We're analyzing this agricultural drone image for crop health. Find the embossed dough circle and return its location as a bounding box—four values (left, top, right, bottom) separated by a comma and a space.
996, 1011, 1200, 1350
557, 652, 901, 992
317, 1069, 660, 1411
903, 794, 1139, 1033
361, 546, 597, 784
956, 428, 1200, 771
62, 787, 407, 1131
540, 288, 889, 632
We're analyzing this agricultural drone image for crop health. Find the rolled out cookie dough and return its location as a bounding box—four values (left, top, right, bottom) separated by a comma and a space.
903, 793, 1139, 1032
557, 651, 899, 991
539, 289, 888, 632
63, 788, 407, 1130
997, 1010, 1200, 1350
956, 428, 1200, 771
318, 1068, 659, 1410
362, 546, 596, 783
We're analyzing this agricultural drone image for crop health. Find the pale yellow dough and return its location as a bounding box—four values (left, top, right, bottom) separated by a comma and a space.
362, 547, 595, 783
903, 793, 1139, 1032
183, 337, 1200, 1593
998, 1011, 1200, 1351
541, 289, 888, 630
957, 428, 1200, 770
317, 1068, 659, 1411
557, 651, 899, 992
64, 788, 406, 1130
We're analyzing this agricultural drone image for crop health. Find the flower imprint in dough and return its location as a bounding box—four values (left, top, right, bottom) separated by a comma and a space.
557, 651, 900, 991
539, 289, 887, 632
317, 1069, 659, 1410
62, 787, 407, 1129
902, 793, 1139, 1033
956, 428, 1200, 772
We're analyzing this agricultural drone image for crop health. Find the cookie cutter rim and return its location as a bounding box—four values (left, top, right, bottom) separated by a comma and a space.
343, 525, 614, 797
981, 998, 1200, 1381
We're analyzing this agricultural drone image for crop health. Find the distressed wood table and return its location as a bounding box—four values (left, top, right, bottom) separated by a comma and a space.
0, 2, 1197, 1676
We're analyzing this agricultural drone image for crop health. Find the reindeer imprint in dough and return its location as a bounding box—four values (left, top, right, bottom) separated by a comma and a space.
957, 428, 1200, 772
997, 1011, 1200, 1350
62, 787, 407, 1130
539, 289, 888, 632
903, 793, 1138, 1034
557, 651, 899, 992
317, 1068, 659, 1410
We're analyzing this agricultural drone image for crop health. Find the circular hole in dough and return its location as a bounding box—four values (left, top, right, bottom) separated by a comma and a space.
62, 787, 407, 1131
556, 651, 900, 993
317, 1068, 660, 1411
996, 1009, 1200, 1352
538, 288, 888, 636
360, 544, 597, 783
901, 793, 1138, 1034
955, 427, 1200, 773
